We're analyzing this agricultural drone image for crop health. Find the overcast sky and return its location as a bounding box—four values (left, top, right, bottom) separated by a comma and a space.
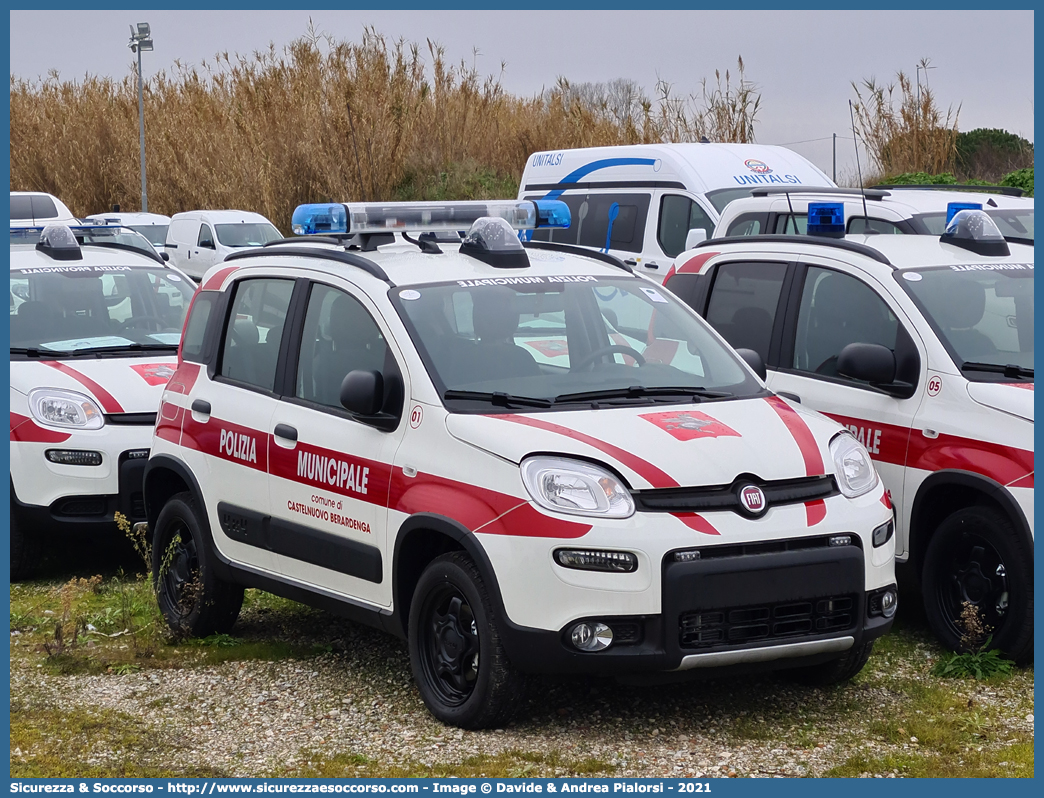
9, 9, 1035, 183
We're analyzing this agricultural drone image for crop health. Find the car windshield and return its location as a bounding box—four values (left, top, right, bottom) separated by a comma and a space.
897, 263, 1033, 377
214, 223, 281, 247
706, 187, 757, 214
392, 274, 762, 410
914, 209, 1034, 241
10, 263, 195, 355
128, 224, 168, 246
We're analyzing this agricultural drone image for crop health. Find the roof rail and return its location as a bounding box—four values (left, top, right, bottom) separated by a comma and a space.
265, 236, 346, 247
696, 234, 893, 266
749, 186, 890, 200
523, 240, 633, 274
224, 246, 393, 285
872, 184, 1025, 197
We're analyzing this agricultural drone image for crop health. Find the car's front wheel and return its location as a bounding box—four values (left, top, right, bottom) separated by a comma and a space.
152, 491, 243, 637
408, 552, 524, 728
10, 507, 40, 582
921, 505, 1033, 664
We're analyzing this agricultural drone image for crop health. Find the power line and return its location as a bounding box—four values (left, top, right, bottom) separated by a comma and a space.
778, 135, 856, 146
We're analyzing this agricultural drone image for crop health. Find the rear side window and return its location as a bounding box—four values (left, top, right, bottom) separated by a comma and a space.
10, 195, 34, 220
10, 194, 58, 220
181, 292, 215, 363
704, 261, 787, 364
529, 193, 651, 253
657, 195, 714, 258
847, 217, 905, 235
219, 278, 295, 391
725, 213, 767, 237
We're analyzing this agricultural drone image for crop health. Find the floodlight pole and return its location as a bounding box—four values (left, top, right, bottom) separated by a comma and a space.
137, 44, 147, 213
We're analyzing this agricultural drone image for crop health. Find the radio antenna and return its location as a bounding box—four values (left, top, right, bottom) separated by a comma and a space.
849, 100, 870, 223
346, 100, 367, 202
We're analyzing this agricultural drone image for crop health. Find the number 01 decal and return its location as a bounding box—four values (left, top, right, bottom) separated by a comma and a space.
409, 405, 424, 429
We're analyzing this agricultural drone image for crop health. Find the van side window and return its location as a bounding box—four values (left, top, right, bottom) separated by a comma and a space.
529, 193, 651, 253
704, 261, 787, 364
725, 213, 767, 237
792, 267, 899, 378
296, 284, 390, 409
774, 214, 809, 234
219, 278, 294, 391
658, 195, 714, 258
198, 224, 215, 249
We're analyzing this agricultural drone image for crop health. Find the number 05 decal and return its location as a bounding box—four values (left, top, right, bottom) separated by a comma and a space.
927, 376, 942, 397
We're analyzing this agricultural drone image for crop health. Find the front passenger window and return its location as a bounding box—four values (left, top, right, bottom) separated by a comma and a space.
198, 225, 215, 249
792, 267, 898, 378
296, 284, 389, 409
658, 195, 714, 258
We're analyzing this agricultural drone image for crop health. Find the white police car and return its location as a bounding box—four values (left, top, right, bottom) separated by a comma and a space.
10, 224, 196, 579
664, 204, 1033, 663
714, 185, 1033, 243
144, 199, 896, 728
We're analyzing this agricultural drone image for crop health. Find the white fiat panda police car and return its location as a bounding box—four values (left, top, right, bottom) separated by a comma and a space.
145, 200, 895, 728
10, 224, 197, 579
664, 205, 1034, 663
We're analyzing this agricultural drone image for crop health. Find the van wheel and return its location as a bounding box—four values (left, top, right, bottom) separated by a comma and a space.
10, 509, 40, 582
790, 641, 874, 685
921, 506, 1033, 664
408, 552, 524, 729
152, 491, 243, 637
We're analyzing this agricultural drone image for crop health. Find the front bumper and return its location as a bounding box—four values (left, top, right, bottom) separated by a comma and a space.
498, 537, 895, 675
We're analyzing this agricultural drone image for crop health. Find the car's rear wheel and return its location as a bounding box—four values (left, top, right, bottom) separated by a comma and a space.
921, 506, 1033, 664
152, 491, 243, 637
408, 552, 524, 728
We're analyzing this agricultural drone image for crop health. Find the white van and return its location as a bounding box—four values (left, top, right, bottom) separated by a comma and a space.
10, 192, 77, 229
164, 210, 281, 280
518, 143, 834, 281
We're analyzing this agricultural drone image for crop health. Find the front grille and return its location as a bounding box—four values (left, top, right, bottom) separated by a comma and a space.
105, 413, 157, 426
669, 533, 861, 563
679, 594, 856, 649
634, 474, 836, 517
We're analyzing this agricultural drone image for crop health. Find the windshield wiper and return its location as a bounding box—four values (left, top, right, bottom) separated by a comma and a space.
960, 362, 1034, 379
443, 389, 553, 408
70, 343, 179, 356
10, 347, 49, 358
553, 386, 732, 404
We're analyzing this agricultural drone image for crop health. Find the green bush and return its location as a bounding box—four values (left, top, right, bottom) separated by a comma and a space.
881, 172, 957, 186
956, 128, 1033, 182
1001, 167, 1034, 197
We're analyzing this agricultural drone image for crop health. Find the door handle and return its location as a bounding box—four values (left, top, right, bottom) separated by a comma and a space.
191, 399, 211, 415
645, 262, 660, 270
273, 424, 298, 443
777, 391, 801, 404
624, 259, 638, 266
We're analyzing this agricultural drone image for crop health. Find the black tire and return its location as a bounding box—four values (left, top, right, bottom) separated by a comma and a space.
10, 508, 41, 582
790, 641, 874, 685
152, 491, 243, 637
408, 552, 525, 728
921, 506, 1033, 664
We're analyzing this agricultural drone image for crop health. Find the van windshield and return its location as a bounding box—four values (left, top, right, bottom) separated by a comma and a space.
392, 275, 762, 411
706, 187, 756, 214
215, 223, 282, 247
10, 265, 194, 356
129, 225, 169, 246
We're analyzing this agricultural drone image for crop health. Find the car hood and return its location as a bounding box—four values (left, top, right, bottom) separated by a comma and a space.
445, 395, 842, 490
10, 357, 179, 414
966, 381, 1034, 422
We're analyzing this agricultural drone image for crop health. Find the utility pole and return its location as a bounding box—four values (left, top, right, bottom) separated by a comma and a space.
129, 23, 153, 213
832, 133, 837, 183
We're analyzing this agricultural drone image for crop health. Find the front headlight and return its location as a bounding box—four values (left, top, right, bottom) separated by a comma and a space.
28, 388, 105, 430
829, 432, 878, 498
521, 456, 635, 519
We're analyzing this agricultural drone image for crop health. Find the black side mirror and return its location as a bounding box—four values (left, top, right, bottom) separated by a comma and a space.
200, 240, 215, 250
340, 369, 384, 416
735, 347, 767, 381
837, 343, 895, 384
161, 251, 170, 262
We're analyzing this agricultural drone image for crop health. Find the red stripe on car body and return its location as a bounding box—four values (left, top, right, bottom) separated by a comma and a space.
671, 513, 721, 536
674, 251, 720, 276
9, 412, 72, 443
489, 413, 678, 489
41, 361, 125, 413
764, 396, 825, 476
202, 265, 239, 291
805, 500, 826, 527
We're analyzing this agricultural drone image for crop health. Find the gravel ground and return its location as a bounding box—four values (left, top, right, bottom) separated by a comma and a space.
10, 598, 1035, 778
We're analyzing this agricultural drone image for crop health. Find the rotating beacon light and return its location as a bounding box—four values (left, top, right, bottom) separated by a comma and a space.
291, 199, 570, 236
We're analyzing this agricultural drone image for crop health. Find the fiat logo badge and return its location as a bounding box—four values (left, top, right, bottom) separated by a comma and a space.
739, 485, 767, 516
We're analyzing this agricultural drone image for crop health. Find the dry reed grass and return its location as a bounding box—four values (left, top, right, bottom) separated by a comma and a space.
11, 28, 761, 228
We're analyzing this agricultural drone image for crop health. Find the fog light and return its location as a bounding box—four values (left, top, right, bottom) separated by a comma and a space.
554, 549, 637, 573
674, 550, 701, 562
570, 622, 613, 651
45, 449, 103, 466
872, 519, 894, 548
880, 590, 897, 618
125, 449, 150, 460
828, 535, 852, 547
